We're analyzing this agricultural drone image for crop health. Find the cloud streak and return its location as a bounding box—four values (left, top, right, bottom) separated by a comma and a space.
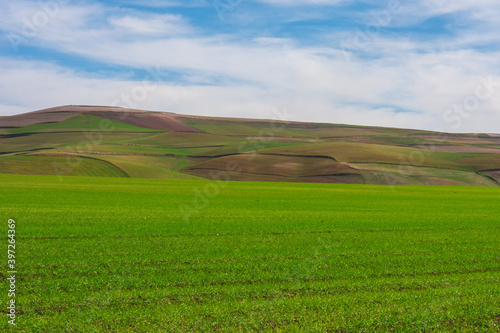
0, 0, 499, 133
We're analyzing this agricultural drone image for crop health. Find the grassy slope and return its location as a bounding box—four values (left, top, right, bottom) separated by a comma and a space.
0, 154, 129, 178
171, 118, 500, 185
93, 155, 202, 180
1, 174, 499, 332
349, 163, 497, 186
259, 142, 473, 170
1, 112, 499, 185
0, 132, 162, 155
4, 114, 161, 134
180, 117, 428, 138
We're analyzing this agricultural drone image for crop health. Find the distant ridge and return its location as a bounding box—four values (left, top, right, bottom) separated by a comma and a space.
0, 105, 202, 132
0, 105, 499, 186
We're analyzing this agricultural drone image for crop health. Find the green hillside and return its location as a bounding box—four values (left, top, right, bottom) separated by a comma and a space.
5, 114, 161, 134
1, 106, 499, 186
0, 154, 128, 178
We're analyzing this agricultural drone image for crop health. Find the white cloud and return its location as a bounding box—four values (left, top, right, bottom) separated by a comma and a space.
418, 0, 499, 16
1, 0, 500, 133
113, 0, 206, 8
390, 0, 500, 28
109, 14, 191, 36
256, 0, 349, 5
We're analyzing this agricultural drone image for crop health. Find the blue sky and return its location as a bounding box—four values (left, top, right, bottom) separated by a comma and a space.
1, 0, 500, 133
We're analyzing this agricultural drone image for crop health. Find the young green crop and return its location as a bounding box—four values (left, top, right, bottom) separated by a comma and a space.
1, 174, 499, 332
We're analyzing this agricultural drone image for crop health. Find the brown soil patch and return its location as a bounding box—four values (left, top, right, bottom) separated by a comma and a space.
184, 154, 359, 179
88, 111, 202, 132
483, 171, 500, 184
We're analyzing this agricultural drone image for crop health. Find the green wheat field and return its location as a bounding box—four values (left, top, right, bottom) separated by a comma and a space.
1, 174, 499, 332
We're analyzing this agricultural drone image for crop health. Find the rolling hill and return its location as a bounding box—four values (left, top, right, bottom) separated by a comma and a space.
1, 105, 499, 186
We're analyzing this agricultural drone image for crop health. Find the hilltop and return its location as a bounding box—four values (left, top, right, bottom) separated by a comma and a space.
1, 105, 499, 186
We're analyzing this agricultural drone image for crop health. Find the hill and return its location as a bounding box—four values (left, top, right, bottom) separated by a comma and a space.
1, 105, 499, 186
